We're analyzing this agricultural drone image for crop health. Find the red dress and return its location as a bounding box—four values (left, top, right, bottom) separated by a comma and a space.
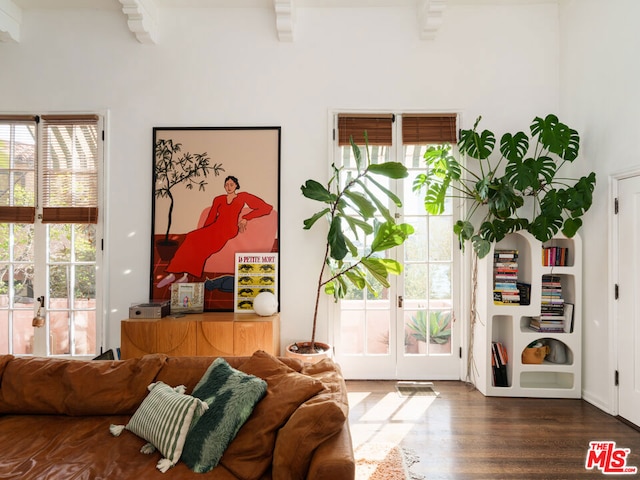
165, 192, 273, 277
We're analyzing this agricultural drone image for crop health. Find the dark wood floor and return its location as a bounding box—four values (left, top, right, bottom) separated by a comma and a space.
347, 380, 640, 479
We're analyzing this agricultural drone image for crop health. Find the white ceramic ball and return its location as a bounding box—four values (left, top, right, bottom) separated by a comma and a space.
253, 291, 278, 316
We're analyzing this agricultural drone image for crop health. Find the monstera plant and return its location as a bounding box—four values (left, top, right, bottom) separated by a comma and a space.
413, 114, 596, 258
290, 135, 414, 357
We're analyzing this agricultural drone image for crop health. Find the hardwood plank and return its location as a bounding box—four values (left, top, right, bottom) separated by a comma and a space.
347, 380, 640, 479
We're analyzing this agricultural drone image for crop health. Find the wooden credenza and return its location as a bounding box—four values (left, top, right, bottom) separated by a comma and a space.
120, 312, 280, 360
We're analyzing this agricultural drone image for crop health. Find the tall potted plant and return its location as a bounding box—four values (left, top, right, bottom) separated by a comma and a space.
287, 135, 414, 361
413, 114, 596, 382
154, 138, 224, 260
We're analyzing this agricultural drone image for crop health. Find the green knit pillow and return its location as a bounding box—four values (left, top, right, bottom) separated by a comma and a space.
110, 381, 208, 473
181, 357, 267, 473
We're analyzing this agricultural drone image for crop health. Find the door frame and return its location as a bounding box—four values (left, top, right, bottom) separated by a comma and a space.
610, 167, 640, 420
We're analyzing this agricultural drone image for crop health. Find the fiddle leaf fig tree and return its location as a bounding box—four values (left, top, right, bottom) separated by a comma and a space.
413, 114, 596, 258
300, 135, 414, 352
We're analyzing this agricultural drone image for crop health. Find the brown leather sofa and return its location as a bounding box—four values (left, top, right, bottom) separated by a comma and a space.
0, 351, 355, 480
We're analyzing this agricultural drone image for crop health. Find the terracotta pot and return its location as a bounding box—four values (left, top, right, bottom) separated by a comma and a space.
284, 341, 332, 364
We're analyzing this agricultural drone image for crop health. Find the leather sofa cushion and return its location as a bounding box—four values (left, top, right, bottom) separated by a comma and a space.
272, 360, 349, 480
0, 355, 13, 383
0, 354, 167, 415
218, 350, 324, 480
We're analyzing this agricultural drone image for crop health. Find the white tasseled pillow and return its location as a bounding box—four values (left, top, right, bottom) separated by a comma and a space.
110, 381, 208, 473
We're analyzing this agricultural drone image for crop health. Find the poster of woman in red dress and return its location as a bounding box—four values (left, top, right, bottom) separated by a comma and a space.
151, 127, 280, 311
157, 175, 273, 287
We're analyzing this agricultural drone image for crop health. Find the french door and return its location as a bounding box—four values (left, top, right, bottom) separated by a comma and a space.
0, 114, 103, 357
332, 113, 462, 380
616, 173, 640, 427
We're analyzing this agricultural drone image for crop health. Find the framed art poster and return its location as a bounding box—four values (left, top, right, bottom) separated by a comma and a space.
150, 127, 280, 311
234, 252, 278, 313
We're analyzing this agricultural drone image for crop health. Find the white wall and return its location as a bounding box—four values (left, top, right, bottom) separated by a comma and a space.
559, 0, 640, 413
0, 3, 561, 361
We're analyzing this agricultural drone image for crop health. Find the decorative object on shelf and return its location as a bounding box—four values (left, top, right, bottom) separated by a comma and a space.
252, 291, 278, 317
151, 127, 281, 312
413, 114, 596, 259
521, 340, 550, 364
289, 133, 414, 358
170, 282, 205, 314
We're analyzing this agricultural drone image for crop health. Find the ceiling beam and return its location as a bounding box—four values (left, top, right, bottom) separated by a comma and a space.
0, 0, 21, 43
418, 0, 447, 40
118, 0, 158, 44
274, 0, 295, 42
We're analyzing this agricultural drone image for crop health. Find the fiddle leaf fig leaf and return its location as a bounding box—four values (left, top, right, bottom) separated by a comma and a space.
303, 208, 330, 230
367, 162, 409, 179
350, 136, 363, 171
345, 269, 366, 290
360, 258, 392, 288
500, 131, 529, 162
341, 214, 374, 238
328, 217, 348, 261
301, 180, 335, 203
370, 221, 414, 253
343, 190, 376, 219
368, 175, 403, 207
357, 180, 393, 223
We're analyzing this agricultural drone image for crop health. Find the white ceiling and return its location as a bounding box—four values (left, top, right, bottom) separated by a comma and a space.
1, 0, 556, 44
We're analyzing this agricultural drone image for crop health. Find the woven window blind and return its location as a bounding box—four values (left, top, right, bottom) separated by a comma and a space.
0, 115, 37, 223
337, 114, 394, 146
402, 114, 457, 144
41, 115, 99, 224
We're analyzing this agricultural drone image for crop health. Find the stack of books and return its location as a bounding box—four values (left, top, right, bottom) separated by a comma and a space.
491, 341, 509, 387
530, 274, 567, 332
542, 246, 569, 266
493, 250, 519, 304
529, 303, 574, 333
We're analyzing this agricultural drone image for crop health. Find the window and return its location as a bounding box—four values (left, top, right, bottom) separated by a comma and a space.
0, 114, 103, 356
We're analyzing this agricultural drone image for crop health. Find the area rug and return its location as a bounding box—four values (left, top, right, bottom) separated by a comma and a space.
355, 443, 424, 480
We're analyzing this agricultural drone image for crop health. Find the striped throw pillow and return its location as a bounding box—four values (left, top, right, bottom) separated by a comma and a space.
111, 381, 208, 473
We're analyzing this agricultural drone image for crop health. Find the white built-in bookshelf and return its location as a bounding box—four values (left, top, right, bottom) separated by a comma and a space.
472, 230, 582, 398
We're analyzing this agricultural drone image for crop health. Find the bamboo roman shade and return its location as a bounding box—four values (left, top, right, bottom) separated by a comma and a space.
0, 115, 37, 223
402, 114, 457, 144
337, 114, 394, 146
41, 115, 99, 224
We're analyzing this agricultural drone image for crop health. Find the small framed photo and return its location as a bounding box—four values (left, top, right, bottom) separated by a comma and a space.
170, 282, 205, 314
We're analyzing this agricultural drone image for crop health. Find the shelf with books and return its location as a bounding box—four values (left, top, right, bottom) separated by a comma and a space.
541, 238, 574, 267
473, 230, 582, 398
